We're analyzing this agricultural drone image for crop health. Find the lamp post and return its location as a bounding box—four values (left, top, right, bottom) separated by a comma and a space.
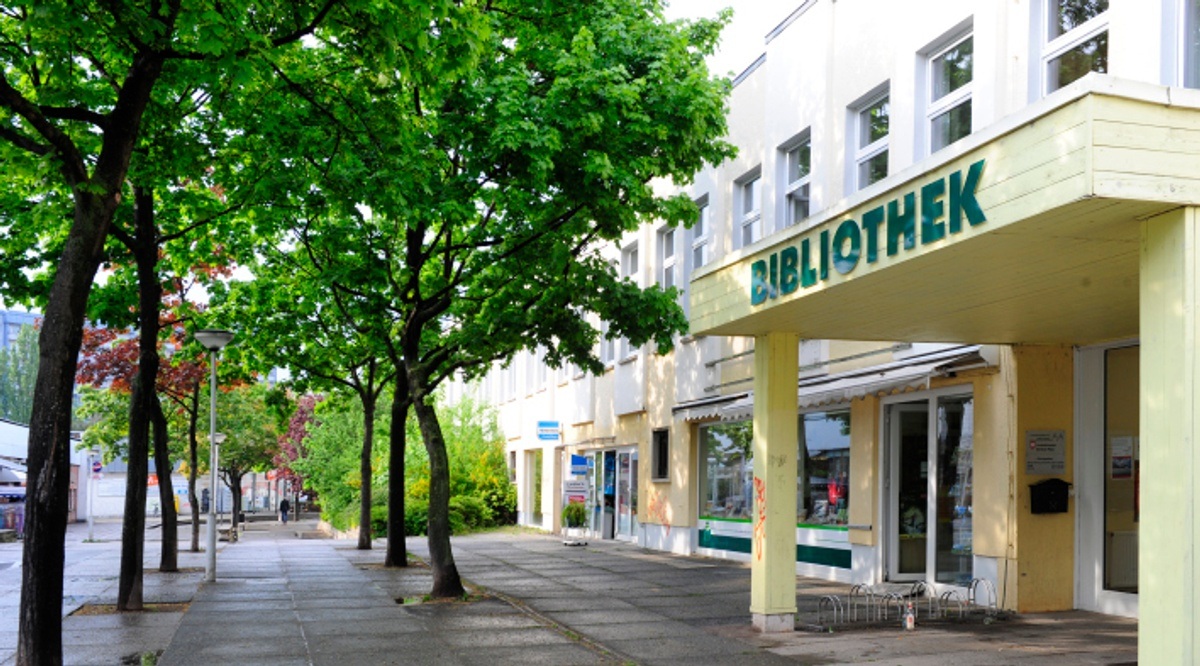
195, 328, 234, 583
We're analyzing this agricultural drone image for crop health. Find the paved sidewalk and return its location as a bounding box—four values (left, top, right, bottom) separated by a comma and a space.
162, 527, 1135, 666
0, 520, 1140, 665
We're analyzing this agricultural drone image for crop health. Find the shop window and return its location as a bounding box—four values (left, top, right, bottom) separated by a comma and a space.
1042, 0, 1108, 94
699, 413, 855, 529
780, 132, 811, 227
736, 170, 762, 248
699, 421, 754, 520
928, 34, 973, 152
651, 429, 670, 481
852, 90, 890, 191
799, 410, 852, 526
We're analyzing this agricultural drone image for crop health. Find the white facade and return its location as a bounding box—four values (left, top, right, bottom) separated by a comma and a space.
455, 0, 1200, 626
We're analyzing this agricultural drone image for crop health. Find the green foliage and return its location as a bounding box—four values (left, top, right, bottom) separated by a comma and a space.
449, 495, 493, 531
295, 392, 513, 534
405, 498, 429, 537
0, 324, 37, 424
563, 501, 587, 528
77, 387, 131, 462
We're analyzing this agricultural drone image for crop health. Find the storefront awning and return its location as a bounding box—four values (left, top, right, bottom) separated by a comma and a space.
719, 345, 991, 421
0, 486, 25, 499
671, 392, 750, 422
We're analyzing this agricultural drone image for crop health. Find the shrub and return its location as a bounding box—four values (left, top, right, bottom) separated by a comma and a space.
449, 495, 494, 530
563, 501, 587, 528
405, 498, 429, 536
370, 504, 388, 537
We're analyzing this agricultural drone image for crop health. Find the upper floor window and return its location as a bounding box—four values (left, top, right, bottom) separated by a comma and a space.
1185, 0, 1200, 88
854, 91, 890, 191
929, 34, 973, 152
1043, 0, 1108, 93
736, 171, 762, 248
622, 242, 639, 286
658, 227, 677, 291
620, 245, 638, 358
690, 197, 711, 271
782, 133, 812, 227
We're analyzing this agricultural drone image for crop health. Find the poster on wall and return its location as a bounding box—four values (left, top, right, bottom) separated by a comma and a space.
1110, 436, 1134, 479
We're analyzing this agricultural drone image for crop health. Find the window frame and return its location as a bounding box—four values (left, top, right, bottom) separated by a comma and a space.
651, 429, 670, 482
1183, 0, 1200, 88
927, 33, 974, 153
852, 90, 890, 192
735, 170, 763, 248
780, 131, 812, 228
1041, 0, 1109, 95
619, 244, 639, 360
690, 196, 711, 272
658, 226, 677, 292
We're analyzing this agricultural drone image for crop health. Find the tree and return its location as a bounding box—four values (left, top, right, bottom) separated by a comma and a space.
206, 383, 278, 536
0, 3, 371, 660
0, 324, 37, 424
221, 245, 395, 550
242, 0, 733, 598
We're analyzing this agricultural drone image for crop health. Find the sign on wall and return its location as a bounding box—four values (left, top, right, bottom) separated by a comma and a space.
537, 421, 560, 441
1025, 430, 1067, 475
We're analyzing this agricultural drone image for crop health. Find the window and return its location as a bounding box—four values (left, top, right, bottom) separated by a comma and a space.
699, 421, 754, 520
658, 227, 677, 291
1186, 1, 1200, 88
690, 197, 711, 271
853, 92, 890, 191
651, 429, 670, 481
600, 320, 616, 366
1043, 0, 1108, 94
508, 450, 517, 483
799, 410, 852, 527
782, 133, 812, 227
928, 35, 973, 152
535, 347, 548, 390
619, 245, 638, 358
698, 412, 853, 528
736, 172, 762, 247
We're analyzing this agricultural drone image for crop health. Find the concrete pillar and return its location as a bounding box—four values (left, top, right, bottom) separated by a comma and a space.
1139, 207, 1200, 664
750, 332, 799, 632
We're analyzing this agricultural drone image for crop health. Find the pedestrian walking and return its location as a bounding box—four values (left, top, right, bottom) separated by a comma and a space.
280, 498, 290, 525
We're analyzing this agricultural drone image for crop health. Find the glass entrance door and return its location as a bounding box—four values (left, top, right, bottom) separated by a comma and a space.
889, 403, 929, 580
887, 394, 974, 586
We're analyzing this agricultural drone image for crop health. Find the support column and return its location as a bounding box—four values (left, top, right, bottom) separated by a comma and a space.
750, 332, 799, 633
1140, 207, 1200, 665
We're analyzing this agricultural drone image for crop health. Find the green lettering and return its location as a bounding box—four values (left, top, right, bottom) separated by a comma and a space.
780, 246, 800, 295
832, 220, 862, 275
887, 192, 917, 256
819, 229, 830, 280
800, 238, 818, 288
750, 259, 768, 305
920, 178, 946, 244
949, 159, 986, 232
862, 206, 884, 263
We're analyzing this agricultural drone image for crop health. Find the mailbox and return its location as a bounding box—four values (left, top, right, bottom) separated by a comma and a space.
1029, 478, 1071, 514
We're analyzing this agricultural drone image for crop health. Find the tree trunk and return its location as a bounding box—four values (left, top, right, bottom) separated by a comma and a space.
358, 395, 376, 550
412, 393, 464, 597
118, 186, 162, 611
187, 386, 201, 552
152, 396, 178, 572
385, 376, 408, 567
19, 193, 114, 664
229, 471, 242, 541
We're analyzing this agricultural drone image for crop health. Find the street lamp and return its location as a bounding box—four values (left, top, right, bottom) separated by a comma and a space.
195, 328, 234, 583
